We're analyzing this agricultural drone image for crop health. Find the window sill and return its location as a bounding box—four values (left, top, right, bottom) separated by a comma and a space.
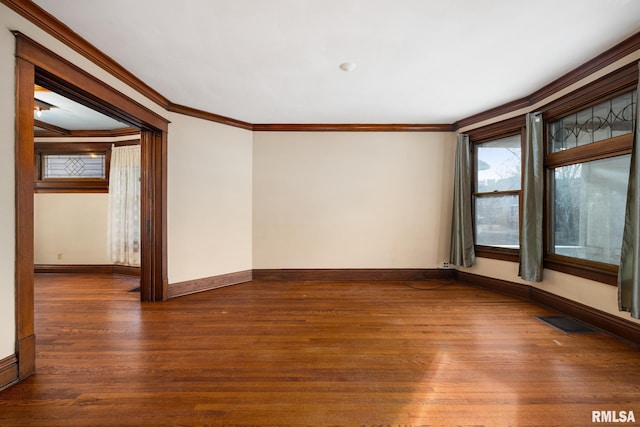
544, 256, 618, 286
34, 180, 108, 193
475, 246, 519, 263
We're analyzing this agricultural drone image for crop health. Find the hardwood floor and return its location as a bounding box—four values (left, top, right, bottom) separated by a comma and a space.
1, 274, 640, 426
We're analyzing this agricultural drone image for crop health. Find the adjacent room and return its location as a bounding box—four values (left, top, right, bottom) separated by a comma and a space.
1, 1, 640, 425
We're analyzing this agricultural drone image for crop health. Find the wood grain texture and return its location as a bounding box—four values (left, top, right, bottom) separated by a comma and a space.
253, 123, 455, 132
0, 356, 18, 391
457, 271, 640, 343
253, 268, 455, 281
1, 273, 639, 426
15, 56, 36, 382
168, 270, 253, 298
0, 0, 169, 108
34, 265, 141, 277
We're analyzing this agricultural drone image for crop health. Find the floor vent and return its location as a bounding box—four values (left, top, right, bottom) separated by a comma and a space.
536, 316, 597, 334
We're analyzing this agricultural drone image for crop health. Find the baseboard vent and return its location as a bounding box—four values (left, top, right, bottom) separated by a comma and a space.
536, 316, 597, 334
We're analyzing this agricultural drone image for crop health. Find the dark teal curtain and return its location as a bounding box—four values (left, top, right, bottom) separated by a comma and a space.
618, 64, 640, 319
450, 134, 475, 267
519, 112, 544, 282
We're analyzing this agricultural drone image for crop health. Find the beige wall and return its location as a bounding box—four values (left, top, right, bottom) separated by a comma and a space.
253, 131, 456, 268
0, 5, 17, 358
167, 113, 253, 283
34, 193, 110, 265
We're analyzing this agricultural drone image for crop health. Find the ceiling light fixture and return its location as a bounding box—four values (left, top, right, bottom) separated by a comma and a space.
339, 62, 356, 72
34, 98, 56, 117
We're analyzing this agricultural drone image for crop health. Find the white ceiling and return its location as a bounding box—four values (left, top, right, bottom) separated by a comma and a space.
35, 88, 130, 131
33, 0, 640, 124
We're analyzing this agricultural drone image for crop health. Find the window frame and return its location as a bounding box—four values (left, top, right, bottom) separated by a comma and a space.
540, 62, 637, 285
468, 116, 526, 262
34, 142, 112, 193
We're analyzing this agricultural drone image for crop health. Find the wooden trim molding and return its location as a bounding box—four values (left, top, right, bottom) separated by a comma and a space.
34, 264, 141, 277
455, 97, 531, 131
167, 103, 253, 131
0, 0, 168, 108
456, 271, 640, 344
455, 31, 640, 130
0, 355, 18, 391
3, 0, 639, 132
168, 270, 253, 299
17, 334, 35, 380
252, 268, 455, 281
253, 123, 455, 132
15, 55, 36, 381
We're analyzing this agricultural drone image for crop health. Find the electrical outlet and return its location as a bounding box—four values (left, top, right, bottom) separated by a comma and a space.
57, 253, 63, 260
442, 261, 450, 269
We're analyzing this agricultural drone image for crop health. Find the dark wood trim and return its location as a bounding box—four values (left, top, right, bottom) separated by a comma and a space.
545, 134, 633, 168
14, 30, 169, 386
0, 0, 169, 108
455, 32, 640, 130
466, 115, 526, 143
34, 119, 69, 135
456, 271, 640, 344
169, 270, 253, 298
529, 287, 640, 344
456, 271, 531, 300
15, 32, 168, 132
140, 129, 168, 301
34, 141, 111, 193
16, 334, 35, 380
544, 256, 618, 286
35, 127, 140, 138
113, 264, 142, 277
15, 56, 36, 381
455, 97, 531, 131
253, 123, 455, 132
541, 61, 638, 121
34, 182, 109, 193
0, 354, 18, 391
252, 268, 455, 281
4, 0, 639, 133
474, 247, 520, 263
34, 264, 141, 277
530, 32, 640, 106
34, 264, 113, 274
167, 103, 253, 131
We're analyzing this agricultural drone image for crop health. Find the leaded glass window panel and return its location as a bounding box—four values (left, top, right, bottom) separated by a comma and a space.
42, 153, 106, 179
549, 90, 636, 153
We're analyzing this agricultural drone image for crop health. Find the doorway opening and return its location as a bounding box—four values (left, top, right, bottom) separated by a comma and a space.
14, 32, 168, 382
33, 82, 142, 278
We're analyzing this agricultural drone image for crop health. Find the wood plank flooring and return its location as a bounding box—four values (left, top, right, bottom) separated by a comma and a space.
1, 273, 640, 426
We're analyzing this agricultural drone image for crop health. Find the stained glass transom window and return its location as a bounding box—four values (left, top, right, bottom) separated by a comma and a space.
549, 90, 636, 153
42, 153, 106, 179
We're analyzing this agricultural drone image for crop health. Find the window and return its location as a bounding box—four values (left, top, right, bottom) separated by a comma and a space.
475, 135, 522, 247
469, 116, 525, 260
34, 142, 112, 193
544, 87, 636, 283
41, 153, 106, 179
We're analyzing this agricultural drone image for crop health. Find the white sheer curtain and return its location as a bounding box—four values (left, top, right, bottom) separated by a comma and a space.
107, 145, 141, 266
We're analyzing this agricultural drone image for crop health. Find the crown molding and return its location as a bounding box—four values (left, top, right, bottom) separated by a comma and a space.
1, 0, 169, 109
455, 30, 640, 130
253, 123, 455, 132
167, 103, 253, 131
3, 0, 639, 133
